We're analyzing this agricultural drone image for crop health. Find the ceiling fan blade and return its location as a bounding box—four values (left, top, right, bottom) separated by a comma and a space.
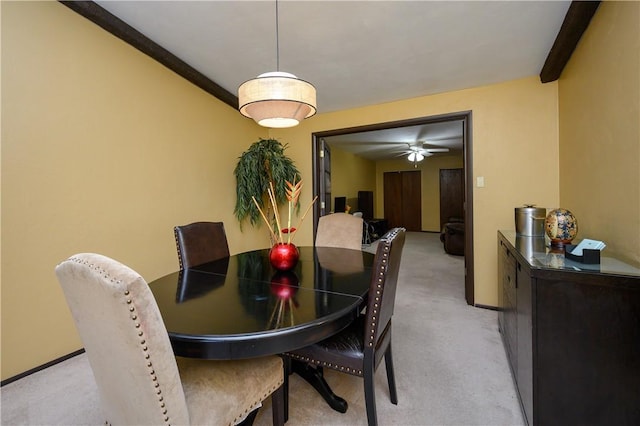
423, 148, 449, 153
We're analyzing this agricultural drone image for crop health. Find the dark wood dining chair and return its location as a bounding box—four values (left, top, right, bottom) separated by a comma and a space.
285, 227, 406, 426
55, 253, 284, 425
174, 221, 230, 269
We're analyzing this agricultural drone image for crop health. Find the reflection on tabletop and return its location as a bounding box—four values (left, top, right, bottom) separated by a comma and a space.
268, 271, 300, 329
176, 257, 229, 302
315, 246, 364, 274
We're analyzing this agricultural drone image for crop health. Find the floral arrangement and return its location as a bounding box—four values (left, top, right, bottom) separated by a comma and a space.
252, 179, 317, 245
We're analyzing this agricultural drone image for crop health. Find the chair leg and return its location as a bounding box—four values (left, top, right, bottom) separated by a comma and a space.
271, 384, 285, 426
238, 409, 258, 426
282, 356, 291, 422
363, 362, 378, 426
384, 344, 398, 405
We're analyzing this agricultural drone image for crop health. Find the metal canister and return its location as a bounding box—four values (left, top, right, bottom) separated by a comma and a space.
515, 205, 546, 236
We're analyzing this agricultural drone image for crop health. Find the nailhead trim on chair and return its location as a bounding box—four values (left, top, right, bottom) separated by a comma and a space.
369, 237, 390, 348
67, 257, 172, 425
284, 353, 364, 377
124, 289, 170, 423
173, 229, 185, 270
283, 229, 402, 377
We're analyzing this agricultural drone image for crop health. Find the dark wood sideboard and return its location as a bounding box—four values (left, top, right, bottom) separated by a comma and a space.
497, 230, 640, 426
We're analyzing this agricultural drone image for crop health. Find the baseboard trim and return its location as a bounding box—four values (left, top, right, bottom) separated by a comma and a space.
475, 303, 499, 311
1, 349, 85, 387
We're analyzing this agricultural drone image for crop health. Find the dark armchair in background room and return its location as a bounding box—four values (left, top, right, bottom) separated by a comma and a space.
440, 217, 465, 256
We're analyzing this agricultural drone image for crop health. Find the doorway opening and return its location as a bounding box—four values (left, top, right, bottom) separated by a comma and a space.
311, 111, 475, 305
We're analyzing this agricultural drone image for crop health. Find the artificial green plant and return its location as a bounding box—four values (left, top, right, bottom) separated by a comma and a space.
234, 138, 301, 230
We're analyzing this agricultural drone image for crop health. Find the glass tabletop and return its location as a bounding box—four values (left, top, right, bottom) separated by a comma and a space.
190, 246, 375, 297
149, 246, 375, 359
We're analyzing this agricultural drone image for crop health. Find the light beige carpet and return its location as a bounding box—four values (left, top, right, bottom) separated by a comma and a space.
1, 232, 524, 426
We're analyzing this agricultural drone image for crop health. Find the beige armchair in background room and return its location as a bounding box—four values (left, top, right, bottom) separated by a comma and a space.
315, 212, 364, 251
55, 253, 284, 425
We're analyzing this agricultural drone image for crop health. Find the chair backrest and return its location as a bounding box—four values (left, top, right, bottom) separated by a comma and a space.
55, 253, 190, 425
364, 228, 406, 350
174, 221, 230, 269
315, 213, 363, 251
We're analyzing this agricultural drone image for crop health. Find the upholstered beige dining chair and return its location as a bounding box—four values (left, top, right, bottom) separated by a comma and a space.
174, 221, 230, 269
315, 212, 363, 251
285, 228, 406, 426
55, 253, 284, 426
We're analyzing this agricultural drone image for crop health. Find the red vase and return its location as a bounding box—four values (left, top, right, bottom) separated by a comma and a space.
269, 243, 299, 271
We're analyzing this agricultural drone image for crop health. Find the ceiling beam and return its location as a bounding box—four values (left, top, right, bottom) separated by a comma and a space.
540, 1, 601, 83
59, 1, 238, 109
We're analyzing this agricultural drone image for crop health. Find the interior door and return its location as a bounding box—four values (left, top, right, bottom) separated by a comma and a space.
320, 139, 331, 217
383, 170, 421, 231
439, 168, 464, 229
384, 172, 403, 228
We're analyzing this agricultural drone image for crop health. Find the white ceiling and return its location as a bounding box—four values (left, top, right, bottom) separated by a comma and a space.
322, 120, 466, 161
94, 0, 572, 159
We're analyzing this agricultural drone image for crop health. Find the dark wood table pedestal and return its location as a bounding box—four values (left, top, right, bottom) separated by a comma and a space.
292, 360, 348, 413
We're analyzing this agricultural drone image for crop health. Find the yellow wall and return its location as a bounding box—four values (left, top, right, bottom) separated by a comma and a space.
329, 147, 376, 212
558, 0, 640, 263
274, 76, 561, 309
3, 1, 569, 380
1, 1, 272, 379
375, 155, 464, 232
329, 146, 464, 229
329, 147, 463, 232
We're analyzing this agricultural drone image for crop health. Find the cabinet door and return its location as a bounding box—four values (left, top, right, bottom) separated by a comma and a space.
536, 277, 640, 424
516, 263, 533, 425
498, 239, 517, 373
498, 241, 505, 329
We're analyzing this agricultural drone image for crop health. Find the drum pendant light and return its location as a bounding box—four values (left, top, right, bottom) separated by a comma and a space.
238, 1, 317, 128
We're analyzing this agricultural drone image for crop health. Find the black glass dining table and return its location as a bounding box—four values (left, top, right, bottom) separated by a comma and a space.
149, 245, 374, 412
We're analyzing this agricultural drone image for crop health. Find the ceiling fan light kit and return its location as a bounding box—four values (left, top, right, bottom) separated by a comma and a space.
407, 151, 425, 162
237, 1, 317, 128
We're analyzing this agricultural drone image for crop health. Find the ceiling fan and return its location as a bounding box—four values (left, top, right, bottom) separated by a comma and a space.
397, 143, 450, 166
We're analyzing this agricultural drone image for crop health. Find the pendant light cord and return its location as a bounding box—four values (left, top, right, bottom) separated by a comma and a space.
275, 0, 280, 71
